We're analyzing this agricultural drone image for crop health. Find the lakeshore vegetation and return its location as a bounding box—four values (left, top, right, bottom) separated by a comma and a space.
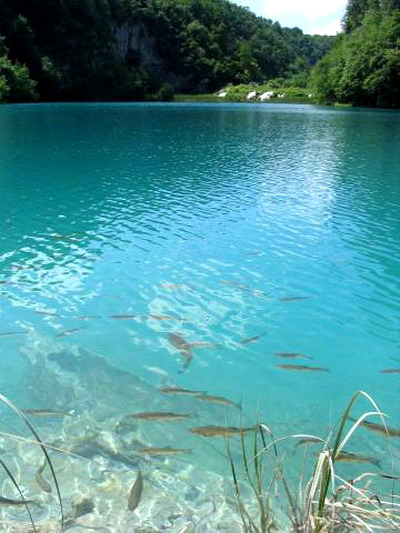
0, 0, 331, 103
0, 1, 399, 106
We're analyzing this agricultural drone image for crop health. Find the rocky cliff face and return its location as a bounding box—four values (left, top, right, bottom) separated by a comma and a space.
114, 22, 188, 91
115, 23, 162, 71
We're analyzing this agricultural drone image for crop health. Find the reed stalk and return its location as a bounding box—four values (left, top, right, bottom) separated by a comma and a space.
0, 393, 64, 530
228, 391, 400, 532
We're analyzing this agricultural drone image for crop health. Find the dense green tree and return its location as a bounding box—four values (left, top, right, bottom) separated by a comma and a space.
342, 0, 379, 32
0, 0, 334, 102
312, 3, 400, 107
0, 55, 38, 101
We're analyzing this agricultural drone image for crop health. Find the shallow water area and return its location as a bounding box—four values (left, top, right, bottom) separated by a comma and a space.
0, 102, 399, 531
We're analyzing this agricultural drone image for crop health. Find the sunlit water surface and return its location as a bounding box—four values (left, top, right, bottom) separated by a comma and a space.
0, 103, 399, 528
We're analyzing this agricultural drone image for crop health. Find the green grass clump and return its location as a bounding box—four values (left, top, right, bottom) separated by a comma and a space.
228, 391, 400, 532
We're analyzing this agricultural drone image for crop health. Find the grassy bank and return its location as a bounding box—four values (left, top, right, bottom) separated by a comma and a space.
176, 84, 316, 105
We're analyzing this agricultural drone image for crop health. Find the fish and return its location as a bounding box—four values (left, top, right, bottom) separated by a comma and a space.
161, 283, 191, 290
189, 425, 254, 437
56, 327, 86, 337
220, 280, 266, 297
0, 331, 28, 338
380, 369, 400, 374
193, 393, 241, 409
35, 311, 61, 317
239, 332, 267, 345
159, 387, 206, 396
380, 474, 400, 480
147, 314, 182, 321
127, 412, 191, 422
296, 436, 325, 447
0, 496, 36, 506
350, 417, 400, 437
220, 280, 250, 290
35, 459, 52, 493
245, 251, 263, 257
128, 470, 143, 511
334, 451, 380, 467
168, 333, 194, 373
139, 447, 190, 456
21, 408, 75, 417
144, 366, 169, 377
276, 364, 330, 372
110, 315, 139, 320
76, 315, 102, 320
279, 296, 311, 302
275, 352, 314, 360
189, 341, 218, 348
51, 232, 84, 242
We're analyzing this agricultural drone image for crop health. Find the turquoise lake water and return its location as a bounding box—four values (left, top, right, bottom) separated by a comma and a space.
0, 102, 399, 528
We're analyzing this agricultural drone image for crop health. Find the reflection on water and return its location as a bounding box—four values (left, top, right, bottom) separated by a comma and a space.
0, 103, 399, 530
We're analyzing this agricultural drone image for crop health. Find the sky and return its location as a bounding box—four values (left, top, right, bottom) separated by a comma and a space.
233, 0, 347, 35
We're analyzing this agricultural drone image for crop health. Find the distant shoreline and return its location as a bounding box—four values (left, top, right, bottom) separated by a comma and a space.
175, 93, 316, 104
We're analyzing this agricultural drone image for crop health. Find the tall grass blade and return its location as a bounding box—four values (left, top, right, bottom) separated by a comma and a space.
0, 459, 37, 532
0, 393, 64, 527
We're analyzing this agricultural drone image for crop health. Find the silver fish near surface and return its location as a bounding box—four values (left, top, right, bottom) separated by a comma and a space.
139, 447, 190, 456
275, 352, 314, 360
21, 408, 75, 417
56, 327, 86, 338
127, 411, 190, 422
239, 332, 267, 345
334, 450, 380, 467
194, 393, 241, 409
0, 496, 36, 506
159, 386, 206, 396
0, 331, 28, 338
128, 470, 143, 511
110, 315, 139, 320
36, 311, 61, 317
276, 364, 330, 372
350, 417, 400, 437
168, 333, 216, 373
168, 333, 193, 373
295, 436, 325, 447
35, 459, 52, 493
189, 425, 254, 437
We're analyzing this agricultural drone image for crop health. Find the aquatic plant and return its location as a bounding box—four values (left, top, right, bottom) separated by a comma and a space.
228, 391, 400, 532
0, 393, 63, 531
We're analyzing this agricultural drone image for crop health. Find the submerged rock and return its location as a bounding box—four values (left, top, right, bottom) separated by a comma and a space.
11, 334, 245, 532
21, 335, 160, 417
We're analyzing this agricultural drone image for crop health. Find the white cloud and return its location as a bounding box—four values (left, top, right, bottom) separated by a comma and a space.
234, 0, 346, 34
309, 18, 342, 35
261, 0, 346, 21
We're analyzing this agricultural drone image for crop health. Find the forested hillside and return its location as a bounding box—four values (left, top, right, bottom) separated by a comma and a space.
312, 0, 400, 108
0, 0, 333, 102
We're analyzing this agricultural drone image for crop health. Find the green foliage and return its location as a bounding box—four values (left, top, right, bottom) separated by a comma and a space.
0, 74, 9, 101
0, 55, 37, 102
312, 4, 400, 107
0, 0, 334, 102
155, 82, 174, 101
342, 0, 379, 33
